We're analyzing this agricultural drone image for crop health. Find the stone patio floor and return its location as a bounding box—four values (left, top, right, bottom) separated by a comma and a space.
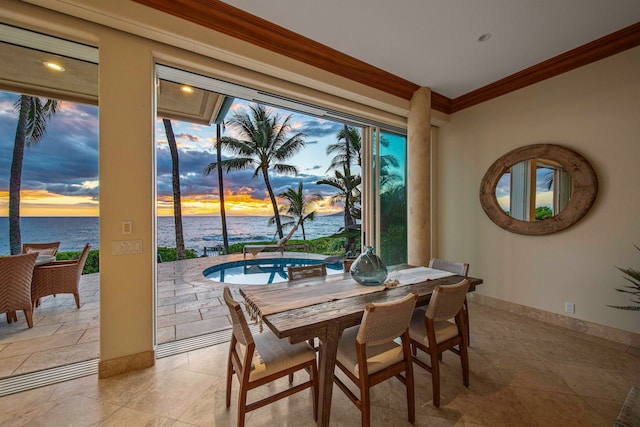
0, 252, 326, 378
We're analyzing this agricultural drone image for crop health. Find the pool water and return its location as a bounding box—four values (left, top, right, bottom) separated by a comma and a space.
203, 258, 343, 285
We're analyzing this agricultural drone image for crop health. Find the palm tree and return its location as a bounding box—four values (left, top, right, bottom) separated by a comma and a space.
317, 167, 361, 253
204, 123, 229, 254
9, 95, 58, 255
270, 181, 322, 241
162, 119, 186, 260
206, 104, 305, 239
326, 125, 361, 171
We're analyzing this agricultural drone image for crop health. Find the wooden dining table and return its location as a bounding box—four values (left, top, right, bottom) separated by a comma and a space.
240, 265, 483, 427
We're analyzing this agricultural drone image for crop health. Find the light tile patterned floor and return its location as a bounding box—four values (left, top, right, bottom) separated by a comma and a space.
0, 300, 638, 426
1, 256, 639, 425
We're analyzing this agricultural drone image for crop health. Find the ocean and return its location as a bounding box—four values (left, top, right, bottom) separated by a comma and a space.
0, 216, 346, 256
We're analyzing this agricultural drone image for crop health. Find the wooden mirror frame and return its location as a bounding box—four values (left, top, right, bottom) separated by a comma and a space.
479, 144, 598, 235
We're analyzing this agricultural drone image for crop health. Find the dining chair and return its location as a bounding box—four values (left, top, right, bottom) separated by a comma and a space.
31, 243, 90, 309
0, 252, 38, 328
287, 264, 328, 350
223, 287, 318, 427
22, 241, 60, 256
333, 292, 418, 427
429, 258, 471, 345
342, 258, 355, 272
409, 279, 470, 407
287, 263, 327, 281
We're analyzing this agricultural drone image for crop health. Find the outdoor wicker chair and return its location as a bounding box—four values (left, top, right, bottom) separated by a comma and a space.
334, 292, 418, 427
22, 241, 60, 256
409, 279, 470, 407
223, 287, 318, 427
0, 252, 38, 328
31, 243, 91, 309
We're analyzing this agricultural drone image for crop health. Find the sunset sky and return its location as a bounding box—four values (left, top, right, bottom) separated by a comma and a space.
0, 92, 355, 217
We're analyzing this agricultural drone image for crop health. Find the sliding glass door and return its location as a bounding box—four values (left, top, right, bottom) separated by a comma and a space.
362, 128, 407, 266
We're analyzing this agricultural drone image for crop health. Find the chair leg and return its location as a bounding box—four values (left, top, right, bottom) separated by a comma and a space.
237, 386, 248, 427
73, 293, 81, 309
226, 347, 233, 408
460, 338, 470, 388
24, 309, 33, 328
288, 373, 294, 384
430, 349, 441, 407
6, 312, 12, 324
463, 298, 470, 346
360, 383, 371, 427
310, 362, 319, 421
11, 311, 18, 322
405, 359, 415, 423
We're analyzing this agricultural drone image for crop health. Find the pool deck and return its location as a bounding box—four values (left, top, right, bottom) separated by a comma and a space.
0, 251, 330, 378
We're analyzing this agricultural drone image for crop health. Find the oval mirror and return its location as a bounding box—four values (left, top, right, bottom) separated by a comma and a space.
479, 144, 597, 235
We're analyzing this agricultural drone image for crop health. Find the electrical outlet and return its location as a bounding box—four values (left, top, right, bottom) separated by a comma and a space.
565, 302, 575, 314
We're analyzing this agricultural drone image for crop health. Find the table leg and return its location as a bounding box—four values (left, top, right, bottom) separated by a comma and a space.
317, 323, 342, 427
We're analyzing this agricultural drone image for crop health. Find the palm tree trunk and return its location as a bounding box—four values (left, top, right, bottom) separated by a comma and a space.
216, 124, 229, 253
163, 119, 186, 260
301, 222, 306, 240
262, 166, 284, 239
9, 96, 31, 255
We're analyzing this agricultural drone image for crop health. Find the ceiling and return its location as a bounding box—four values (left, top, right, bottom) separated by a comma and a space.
221, 0, 640, 99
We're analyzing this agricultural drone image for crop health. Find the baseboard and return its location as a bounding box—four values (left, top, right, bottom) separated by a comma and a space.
470, 293, 640, 350
98, 350, 155, 379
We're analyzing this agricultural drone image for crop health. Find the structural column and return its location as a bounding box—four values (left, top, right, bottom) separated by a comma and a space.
407, 87, 431, 266
98, 30, 156, 377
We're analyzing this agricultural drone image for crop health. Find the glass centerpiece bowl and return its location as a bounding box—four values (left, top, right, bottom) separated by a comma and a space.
350, 246, 388, 286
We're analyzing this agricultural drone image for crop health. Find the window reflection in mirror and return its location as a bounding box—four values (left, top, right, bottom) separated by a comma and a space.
495, 159, 572, 222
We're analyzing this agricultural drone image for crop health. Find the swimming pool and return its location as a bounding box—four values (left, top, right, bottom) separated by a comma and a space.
203, 257, 343, 285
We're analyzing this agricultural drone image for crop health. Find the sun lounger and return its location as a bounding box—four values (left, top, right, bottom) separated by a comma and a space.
243, 242, 309, 258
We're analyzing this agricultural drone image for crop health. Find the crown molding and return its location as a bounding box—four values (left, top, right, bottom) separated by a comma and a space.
132, 0, 639, 115
131, 0, 422, 100
450, 21, 640, 112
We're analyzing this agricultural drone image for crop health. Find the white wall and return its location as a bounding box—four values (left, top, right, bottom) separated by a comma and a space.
436, 46, 640, 334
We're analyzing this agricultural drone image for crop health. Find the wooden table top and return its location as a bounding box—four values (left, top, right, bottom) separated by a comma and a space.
241, 269, 482, 345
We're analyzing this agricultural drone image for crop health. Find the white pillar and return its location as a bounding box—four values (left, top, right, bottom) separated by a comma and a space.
98, 30, 156, 377
407, 87, 431, 266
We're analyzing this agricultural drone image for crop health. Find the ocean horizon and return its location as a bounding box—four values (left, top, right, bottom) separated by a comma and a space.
0, 215, 347, 256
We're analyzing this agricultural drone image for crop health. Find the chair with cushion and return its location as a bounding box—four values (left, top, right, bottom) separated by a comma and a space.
31, 243, 90, 309
342, 258, 355, 273
334, 292, 418, 427
22, 241, 60, 256
0, 252, 38, 328
287, 264, 327, 281
223, 287, 318, 427
429, 258, 471, 345
409, 279, 470, 407
287, 264, 327, 350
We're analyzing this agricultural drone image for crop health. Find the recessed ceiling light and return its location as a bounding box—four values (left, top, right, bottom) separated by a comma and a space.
43, 61, 65, 72
180, 85, 194, 94
478, 33, 492, 42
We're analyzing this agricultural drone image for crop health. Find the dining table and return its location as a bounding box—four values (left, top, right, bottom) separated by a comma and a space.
240, 265, 483, 427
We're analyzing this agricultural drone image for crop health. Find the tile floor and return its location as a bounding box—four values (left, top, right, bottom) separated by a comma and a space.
0, 300, 638, 426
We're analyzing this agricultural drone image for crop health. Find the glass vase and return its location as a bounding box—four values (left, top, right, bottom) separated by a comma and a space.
350, 246, 388, 286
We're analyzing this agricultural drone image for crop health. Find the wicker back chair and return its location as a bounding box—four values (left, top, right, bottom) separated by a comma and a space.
22, 242, 60, 256
409, 279, 470, 407
223, 287, 318, 427
31, 243, 91, 309
334, 292, 418, 427
0, 253, 38, 328
287, 264, 327, 281
429, 258, 471, 345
